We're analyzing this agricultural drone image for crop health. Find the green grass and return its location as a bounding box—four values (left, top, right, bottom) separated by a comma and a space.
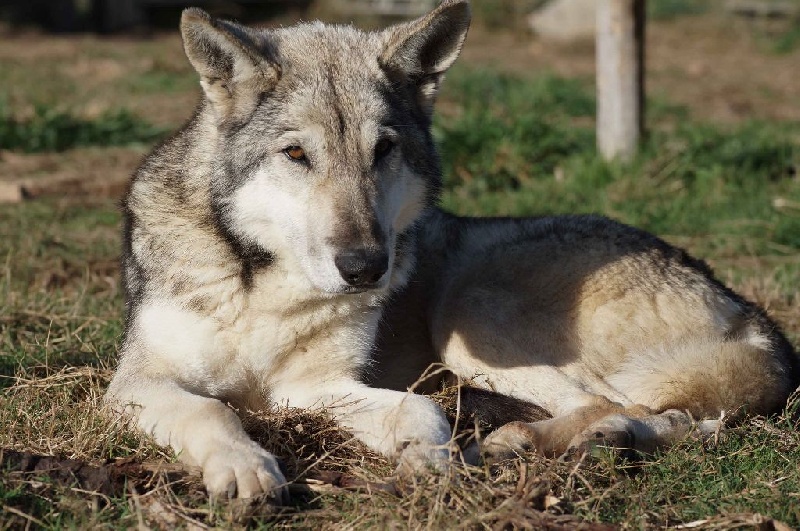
437, 69, 800, 257
471, 0, 546, 30
0, 100, 166, 152
435, 73, 595, 193
647, 0, 710, 20
768, 20, 800, 54
0, 200, 122, 380
569, 414, 800, 526
1, 63, 798, 528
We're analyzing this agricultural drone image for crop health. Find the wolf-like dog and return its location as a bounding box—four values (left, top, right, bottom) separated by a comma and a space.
106, 0, 799, 501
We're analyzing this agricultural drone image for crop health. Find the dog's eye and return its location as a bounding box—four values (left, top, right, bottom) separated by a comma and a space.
283, 146, 307, 162
374, 138, 394, 162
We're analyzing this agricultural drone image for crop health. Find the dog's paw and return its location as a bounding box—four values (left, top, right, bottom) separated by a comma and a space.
696, 417, 724, 439
395, 439, 451, 477
565, 414, 639, 460
202, 440, 288, 502
481, 421, 538, 463
384, 394, 453, 476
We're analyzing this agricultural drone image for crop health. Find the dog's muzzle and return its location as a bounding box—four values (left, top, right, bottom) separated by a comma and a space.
334, 248, 389, 288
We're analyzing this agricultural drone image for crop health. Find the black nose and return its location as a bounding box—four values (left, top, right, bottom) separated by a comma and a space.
334, 249, 389, 286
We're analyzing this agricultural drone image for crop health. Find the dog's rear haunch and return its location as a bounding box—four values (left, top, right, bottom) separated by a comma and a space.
106, 1, 798, 500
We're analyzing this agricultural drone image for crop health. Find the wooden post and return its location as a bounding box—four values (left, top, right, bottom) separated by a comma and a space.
596, 0, 645, 161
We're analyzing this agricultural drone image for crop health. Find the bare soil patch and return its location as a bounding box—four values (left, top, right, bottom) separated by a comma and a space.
0, 147, 145, 202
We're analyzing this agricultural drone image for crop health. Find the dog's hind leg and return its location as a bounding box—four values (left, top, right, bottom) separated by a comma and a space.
481, 396, 649, 460
605, 335, 796, 422
561, 336, 794, 457
565, 409, 722, 457
482, 335, 794, 461
483, 406, 719, 462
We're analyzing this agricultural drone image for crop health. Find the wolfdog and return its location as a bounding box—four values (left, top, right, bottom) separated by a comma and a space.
106, 0, 798, 501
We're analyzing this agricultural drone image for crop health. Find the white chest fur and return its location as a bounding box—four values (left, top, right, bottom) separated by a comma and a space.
135, 266, 385, 407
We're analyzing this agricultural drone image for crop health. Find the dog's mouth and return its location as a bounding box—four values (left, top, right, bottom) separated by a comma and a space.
339, 283, 384, 294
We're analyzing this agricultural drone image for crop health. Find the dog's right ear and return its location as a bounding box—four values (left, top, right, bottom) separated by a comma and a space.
180, 8, 280, 121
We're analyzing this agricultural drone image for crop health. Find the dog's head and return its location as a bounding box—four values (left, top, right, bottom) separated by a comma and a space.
180, 2, 470, 294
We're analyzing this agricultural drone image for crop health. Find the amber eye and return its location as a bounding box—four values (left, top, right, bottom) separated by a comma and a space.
374, 138, 395, 161
283, 146, 307, 162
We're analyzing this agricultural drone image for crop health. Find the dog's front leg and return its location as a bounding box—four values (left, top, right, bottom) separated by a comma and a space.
276, 380, 453, 473
106, 372, 287, 501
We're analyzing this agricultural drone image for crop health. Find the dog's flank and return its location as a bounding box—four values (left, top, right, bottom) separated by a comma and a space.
106, 0, 798, 502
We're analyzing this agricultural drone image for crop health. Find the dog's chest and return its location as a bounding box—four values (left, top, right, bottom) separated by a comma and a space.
138, 275, 382, 399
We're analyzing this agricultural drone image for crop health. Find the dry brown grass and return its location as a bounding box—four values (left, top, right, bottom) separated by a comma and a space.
0, 364, 614, 529
2, 347, 798, 528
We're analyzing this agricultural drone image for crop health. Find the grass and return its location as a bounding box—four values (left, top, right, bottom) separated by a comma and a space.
1, 37, 799, 531
437, 69, 800, 270
772, 21, 800, 54
471, 0, 546, 30
573, 414, 800, 526
647, 0, 710, 20
0, 200, 121, 378
759, 18, 800, 55
0, 100, 166, 153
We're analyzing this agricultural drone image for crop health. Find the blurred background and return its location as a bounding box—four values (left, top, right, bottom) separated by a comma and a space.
0, 0, 798, 202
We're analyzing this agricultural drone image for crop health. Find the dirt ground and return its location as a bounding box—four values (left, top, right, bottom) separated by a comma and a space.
0, 10, 798, 199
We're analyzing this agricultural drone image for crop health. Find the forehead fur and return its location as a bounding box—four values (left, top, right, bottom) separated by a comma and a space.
269, 23, 399, 129
274, 22, 386, 76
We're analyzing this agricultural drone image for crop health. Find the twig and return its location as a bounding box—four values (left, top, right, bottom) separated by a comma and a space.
1, 505, 47, 528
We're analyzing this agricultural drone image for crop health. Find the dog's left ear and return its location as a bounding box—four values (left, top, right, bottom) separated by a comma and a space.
380, 0, 471, 114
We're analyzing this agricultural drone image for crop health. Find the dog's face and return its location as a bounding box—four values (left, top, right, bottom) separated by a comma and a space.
180, 2, 470, 293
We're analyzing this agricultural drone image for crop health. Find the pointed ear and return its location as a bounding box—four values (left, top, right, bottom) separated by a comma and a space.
180, 8, 280, 121
380, 0, 471, 113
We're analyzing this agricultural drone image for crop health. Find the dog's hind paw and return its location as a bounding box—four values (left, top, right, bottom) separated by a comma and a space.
202, 440, 288, 502
565, 417, 639, 461
481, 421, 539, 463
565, 410, 696, 459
